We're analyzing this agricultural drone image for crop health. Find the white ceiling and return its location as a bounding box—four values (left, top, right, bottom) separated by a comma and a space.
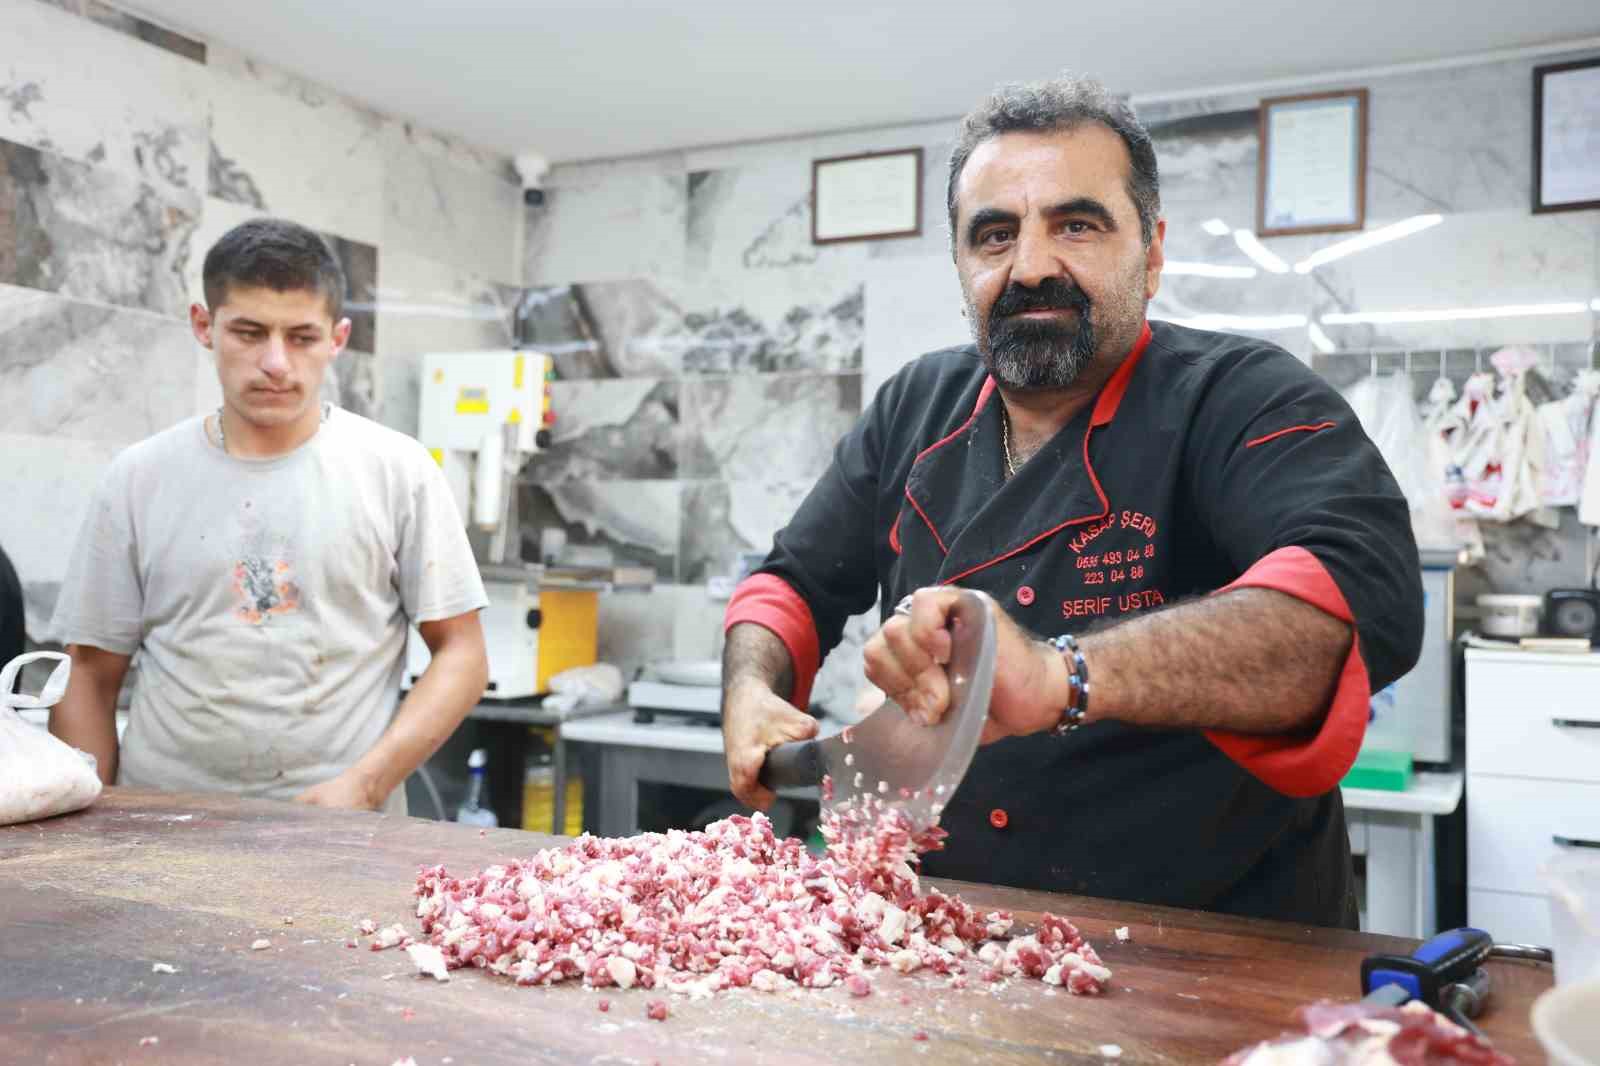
129, 0, 1600, 165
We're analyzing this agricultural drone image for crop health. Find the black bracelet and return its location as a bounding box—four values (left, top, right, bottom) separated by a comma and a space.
1048, 634, 1089, 735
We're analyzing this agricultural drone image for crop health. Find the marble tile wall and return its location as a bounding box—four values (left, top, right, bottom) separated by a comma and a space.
1, 0, 523, 640
525, 48, 1600, 703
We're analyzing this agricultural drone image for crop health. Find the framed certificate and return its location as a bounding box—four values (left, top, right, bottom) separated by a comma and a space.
812, 148, 923, 244
1256, 89, 1368, 237
1533, 57, 1600, 214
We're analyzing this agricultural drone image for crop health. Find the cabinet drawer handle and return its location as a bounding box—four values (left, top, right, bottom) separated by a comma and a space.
1553, 835, 1600, 849
1553, 718, 1600, 729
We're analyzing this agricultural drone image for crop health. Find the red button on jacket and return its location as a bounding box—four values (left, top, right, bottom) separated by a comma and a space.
989, 808, 1009, 829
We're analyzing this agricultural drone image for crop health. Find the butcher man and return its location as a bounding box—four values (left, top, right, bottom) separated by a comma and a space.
48, 218, 489, 813
720, 75, 1423, 927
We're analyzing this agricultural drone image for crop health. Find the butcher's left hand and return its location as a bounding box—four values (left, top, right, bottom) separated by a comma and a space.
293, 769, 385, 811
863, 587, 1064, 745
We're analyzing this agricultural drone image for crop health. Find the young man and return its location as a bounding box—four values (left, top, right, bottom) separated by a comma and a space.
721, 76, 1422, 926
49, 218, 489, 813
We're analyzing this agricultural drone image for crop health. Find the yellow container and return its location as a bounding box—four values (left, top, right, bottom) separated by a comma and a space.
523, 764, 583, 836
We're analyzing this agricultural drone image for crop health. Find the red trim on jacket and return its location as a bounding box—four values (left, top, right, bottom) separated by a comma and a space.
1245, 421, 1337, 449
1203, 545, 1370, 798
933, 323, 1155, 587
888, 512, 902, 555
1090, 321, 1154, 427
723, 573, 821, 709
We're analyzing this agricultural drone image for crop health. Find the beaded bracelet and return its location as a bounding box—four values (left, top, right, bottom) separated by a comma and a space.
1048, 633, 1089, 735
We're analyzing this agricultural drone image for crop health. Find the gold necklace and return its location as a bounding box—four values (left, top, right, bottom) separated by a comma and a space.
1000, 405, 1018, 479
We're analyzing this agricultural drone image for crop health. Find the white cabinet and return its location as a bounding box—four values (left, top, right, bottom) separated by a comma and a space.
1465, 648, 1600, 945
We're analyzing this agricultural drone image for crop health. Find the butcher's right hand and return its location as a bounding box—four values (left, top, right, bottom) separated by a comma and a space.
723, 678, 819, 811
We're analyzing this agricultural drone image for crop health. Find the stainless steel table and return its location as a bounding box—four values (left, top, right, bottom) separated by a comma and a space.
561, 708, 822, 836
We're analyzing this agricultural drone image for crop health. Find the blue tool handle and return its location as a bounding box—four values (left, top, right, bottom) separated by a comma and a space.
1360, 927, 1493, 1007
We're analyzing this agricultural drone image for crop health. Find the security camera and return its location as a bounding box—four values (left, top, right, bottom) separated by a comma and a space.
514, 152, 549, 206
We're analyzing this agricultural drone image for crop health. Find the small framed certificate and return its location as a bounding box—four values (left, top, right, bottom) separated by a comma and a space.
1256, 89, 1368, 237
1533, 57, 1600, 214
812, 148, 923, 244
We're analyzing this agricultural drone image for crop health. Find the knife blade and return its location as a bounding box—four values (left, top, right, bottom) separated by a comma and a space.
757, 588, 997, 833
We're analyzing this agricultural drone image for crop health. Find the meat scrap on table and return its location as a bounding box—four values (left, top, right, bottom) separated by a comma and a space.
408, 787, 1112, 1002
1221, 999, 1517, 1065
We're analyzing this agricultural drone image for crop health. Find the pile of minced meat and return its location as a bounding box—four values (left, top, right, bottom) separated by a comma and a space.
410, 791, 1112, 1000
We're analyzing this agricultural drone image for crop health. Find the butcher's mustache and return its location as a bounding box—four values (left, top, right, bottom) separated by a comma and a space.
990, 277, 1091, 321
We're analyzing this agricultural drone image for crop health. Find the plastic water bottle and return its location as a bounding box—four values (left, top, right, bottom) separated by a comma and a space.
456, 748, 498, 828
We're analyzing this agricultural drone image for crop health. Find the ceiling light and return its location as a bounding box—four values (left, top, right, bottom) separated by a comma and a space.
1164, 313, 1307, 331
1292, 214, 1444, 274
1592, 298, 1600, 312
1201, 218, 1232, 237
1308, 322, 1337, 354
1232, 230, 1290, 274
1321, 302, 1590, 325
1163, 261, 1257, 279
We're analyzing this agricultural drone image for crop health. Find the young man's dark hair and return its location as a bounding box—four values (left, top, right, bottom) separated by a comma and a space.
201, 217, 346, 320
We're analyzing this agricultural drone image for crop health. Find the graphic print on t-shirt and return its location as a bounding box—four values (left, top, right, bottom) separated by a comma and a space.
232, 556, 301, 624
229, 495, 303, 626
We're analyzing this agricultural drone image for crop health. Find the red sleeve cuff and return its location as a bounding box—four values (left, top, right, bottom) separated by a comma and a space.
1203, 546, 1370, 798
723, 573, 820, 710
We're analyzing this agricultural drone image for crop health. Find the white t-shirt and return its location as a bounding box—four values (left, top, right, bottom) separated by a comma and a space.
51, 409, 487, 812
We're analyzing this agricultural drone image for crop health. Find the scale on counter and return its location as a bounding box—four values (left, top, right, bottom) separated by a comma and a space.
628, 659, 722, 724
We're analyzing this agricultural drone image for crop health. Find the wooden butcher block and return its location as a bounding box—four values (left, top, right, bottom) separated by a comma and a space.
0, 788, 1552, 1065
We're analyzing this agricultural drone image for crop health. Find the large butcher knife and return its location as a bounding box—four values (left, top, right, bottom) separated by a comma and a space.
757, 588, 997, 832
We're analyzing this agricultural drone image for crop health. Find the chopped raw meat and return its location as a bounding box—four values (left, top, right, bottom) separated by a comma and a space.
1113, 926, 1130, 942
646, 1000, 669, 1021
1221, 999, 1515, 1065
597, 999, 610, 1012
250, 939, 270, 951
139, 1036, 159, 1047
151, 963, 177, 975
371, 924, 407, 951
844, 974, 872, 997
282, 916, 294, 925
406, 943, 451, 982
345, 939, 359, 949
358, 919, 378, 935
1099, 1045, 1123, 1059
408, 786, 1109, 1003
391, 1059, 418, 1066
913, 1030, 928, 1041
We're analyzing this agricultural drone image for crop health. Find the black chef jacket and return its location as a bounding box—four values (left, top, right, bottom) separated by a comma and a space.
726, 320, 1424, 928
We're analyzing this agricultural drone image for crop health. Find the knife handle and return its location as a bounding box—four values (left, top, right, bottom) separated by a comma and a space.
758, 740, 821, 792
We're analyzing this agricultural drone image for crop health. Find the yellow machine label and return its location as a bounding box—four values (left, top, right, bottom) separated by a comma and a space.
455, 387, 489, 414
513, 354, 525, 389
429, 448, 443, 466
535, 588, 600, 693
508, 407, 523, 424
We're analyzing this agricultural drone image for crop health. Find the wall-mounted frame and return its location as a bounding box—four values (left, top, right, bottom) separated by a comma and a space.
1256, 89, 1368, 237
811, 147, 922, 244
1533, 57, 1600, 214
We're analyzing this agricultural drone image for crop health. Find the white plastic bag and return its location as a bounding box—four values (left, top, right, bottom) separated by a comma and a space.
542, 662, 625, 714
0, 652, 103, 825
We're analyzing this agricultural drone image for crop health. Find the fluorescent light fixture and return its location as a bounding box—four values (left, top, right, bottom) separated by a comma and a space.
1232, 230, 1290, 274
1321, 301, 1590, 325
1292, 214, 1444, 274
1201, 218, 1232, 236
1308, 322, 1338, 354
1592, 298, 1600, 312
1163, 260, 1258, 279
1165, 313, 1307, 331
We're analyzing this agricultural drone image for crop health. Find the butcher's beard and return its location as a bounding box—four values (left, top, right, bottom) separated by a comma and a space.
968, 267, 1148, 392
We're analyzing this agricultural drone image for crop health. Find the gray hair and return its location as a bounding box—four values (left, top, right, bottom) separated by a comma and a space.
946, 75, 1161, 252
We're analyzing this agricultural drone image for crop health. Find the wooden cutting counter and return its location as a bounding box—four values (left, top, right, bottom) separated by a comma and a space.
0, 789, 1552, 1065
